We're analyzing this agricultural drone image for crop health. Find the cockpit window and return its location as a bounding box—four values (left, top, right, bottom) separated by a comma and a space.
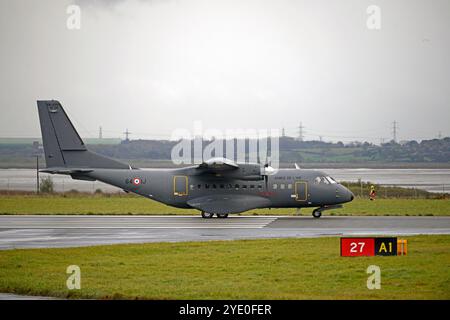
326, 176, 337, 184
314, 176, 330, 184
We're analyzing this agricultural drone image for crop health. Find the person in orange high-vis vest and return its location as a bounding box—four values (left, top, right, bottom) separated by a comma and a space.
369, 185, 376, 201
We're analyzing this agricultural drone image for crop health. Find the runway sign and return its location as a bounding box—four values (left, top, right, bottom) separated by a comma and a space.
340, 238, 375, 257
397, 239, 408, 255
341, 237, 407, 257
374, 237, 397, 256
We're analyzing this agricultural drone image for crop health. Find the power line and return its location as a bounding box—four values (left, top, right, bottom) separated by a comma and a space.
297, 122, 304, 141
123, 128, 132, 142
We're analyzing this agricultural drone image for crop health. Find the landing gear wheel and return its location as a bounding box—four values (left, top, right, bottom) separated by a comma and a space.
216, 213, 229, 219
312, 209, 322, 218
201, 212, 214, 219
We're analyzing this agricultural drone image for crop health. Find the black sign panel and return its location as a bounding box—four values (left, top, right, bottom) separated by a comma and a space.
374, 237, 397, 256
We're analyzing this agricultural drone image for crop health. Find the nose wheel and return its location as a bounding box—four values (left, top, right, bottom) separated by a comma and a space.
312, 209, 322, 218
312, 204, 343, 218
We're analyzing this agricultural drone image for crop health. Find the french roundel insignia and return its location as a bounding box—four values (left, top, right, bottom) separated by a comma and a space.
132, 177, 141, 186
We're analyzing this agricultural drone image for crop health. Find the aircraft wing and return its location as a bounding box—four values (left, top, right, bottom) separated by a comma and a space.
187, 194, 271, 214
196, 157, 239, 173
193, 157, 262, 180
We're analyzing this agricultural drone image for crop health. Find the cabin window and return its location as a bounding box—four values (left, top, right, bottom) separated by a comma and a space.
235, 184, 240, 190
197, 184, 201, 189
273, 184, 278, 189
190, 184, 194, 190
257, 185, 263, 189
287, 184, 292, 189
212, 184, 217, 189
227, 184, 232, 189
250, 185, 255, 189
280, 184, 285, 189
242, 185, 247, 189
220, 184, 224, 189
205, 184, 210, 189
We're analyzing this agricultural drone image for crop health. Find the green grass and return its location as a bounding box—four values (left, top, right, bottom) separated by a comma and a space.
0, 194, 449, 216
0, 236, 449, 299
0, 194, 198, 215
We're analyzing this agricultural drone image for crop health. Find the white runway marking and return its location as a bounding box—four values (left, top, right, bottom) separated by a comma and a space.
0, 216, 277, 229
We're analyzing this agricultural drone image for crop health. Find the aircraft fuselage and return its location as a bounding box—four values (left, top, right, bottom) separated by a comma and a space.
84, 167, 354, 213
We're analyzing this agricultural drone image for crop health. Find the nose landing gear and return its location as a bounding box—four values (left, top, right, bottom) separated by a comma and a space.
312, 209, 322, 218
312, 204, 343, 218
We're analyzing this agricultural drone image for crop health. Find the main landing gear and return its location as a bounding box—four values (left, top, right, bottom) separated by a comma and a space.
201, 212, 229, 219
201, 212, 214, 218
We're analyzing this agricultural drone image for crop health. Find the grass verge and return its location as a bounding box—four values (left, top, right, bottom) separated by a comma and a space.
0, 236, 449, 299
0, 194, 449, 216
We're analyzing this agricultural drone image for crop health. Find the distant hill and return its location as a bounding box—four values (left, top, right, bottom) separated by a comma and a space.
0, 136, 449, 168
0, 137, 121, 145
87, 136, 450, 164
277, 137, 450, 163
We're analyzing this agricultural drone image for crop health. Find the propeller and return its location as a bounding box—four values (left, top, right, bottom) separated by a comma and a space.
262, 156, 272, 190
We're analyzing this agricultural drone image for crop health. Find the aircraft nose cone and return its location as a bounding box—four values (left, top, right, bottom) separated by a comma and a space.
340, 185, 354, 203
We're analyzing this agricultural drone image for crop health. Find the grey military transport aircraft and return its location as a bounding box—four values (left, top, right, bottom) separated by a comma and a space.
37, 100, 354, 219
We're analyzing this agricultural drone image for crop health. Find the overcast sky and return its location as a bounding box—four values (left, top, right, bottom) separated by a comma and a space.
0, 0, 449, 143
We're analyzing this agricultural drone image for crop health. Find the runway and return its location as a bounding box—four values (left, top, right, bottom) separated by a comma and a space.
1, 215, 450, 249
0, 293, 57, 300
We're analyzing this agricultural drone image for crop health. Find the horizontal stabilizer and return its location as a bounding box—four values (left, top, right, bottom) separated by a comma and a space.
40, 168, 94, 174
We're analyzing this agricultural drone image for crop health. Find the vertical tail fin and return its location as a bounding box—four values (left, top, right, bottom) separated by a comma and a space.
37, 100, 129, 169
37, 100, 86, 167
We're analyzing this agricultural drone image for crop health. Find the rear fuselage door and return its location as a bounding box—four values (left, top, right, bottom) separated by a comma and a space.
173, 176, 188, 196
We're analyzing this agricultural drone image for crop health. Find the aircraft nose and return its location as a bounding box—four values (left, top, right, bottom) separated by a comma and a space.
339, 185, 354, 203
346, 188, 355, 202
